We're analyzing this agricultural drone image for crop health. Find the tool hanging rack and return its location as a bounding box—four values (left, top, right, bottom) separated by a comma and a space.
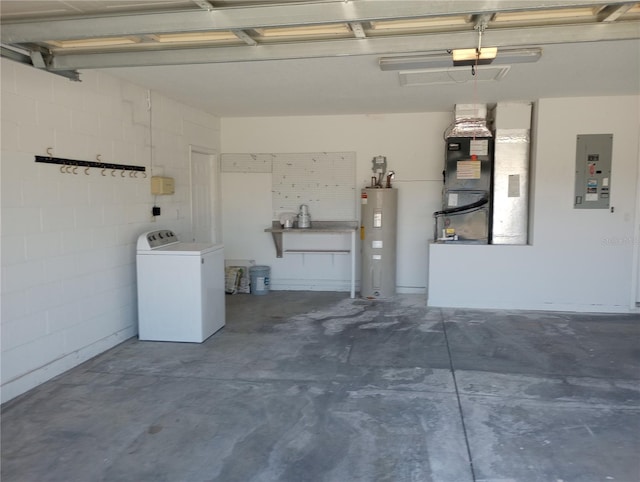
35, 151, 146, 177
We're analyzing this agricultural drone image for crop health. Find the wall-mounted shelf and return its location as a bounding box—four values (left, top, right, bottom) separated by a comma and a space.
265, 220, 358, 298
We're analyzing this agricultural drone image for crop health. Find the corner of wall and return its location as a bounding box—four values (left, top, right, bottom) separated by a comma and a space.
1, 64, 222, 403
528, 100, 541, 245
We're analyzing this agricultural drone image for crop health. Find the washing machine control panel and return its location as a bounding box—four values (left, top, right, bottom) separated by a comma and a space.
137, 230, 178, 250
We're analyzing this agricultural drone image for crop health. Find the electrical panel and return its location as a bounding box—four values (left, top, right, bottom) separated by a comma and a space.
151, 176, 175, 195
574, 134, 613, 209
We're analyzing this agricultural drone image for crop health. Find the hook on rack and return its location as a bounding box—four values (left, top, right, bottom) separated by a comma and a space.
35, 155, 146, 178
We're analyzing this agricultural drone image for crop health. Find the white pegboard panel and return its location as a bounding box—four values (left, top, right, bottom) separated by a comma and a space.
272, 152, 356, 220
221, 153, 273, 173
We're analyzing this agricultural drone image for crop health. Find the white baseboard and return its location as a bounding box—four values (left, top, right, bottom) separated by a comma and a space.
1, 327, 136, 404
269, 280, 426, 295
427, 298, 636, 314
397, 286, 427, 295
270, 278, 353, 292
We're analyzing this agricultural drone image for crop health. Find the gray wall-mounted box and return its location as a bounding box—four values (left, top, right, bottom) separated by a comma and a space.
574, 134, 613, 209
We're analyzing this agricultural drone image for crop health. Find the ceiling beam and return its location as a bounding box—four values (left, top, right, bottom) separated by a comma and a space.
349, 22, 366, 39
191, 0, 213, 11
48, 20, 640, 70
30, 50, 47, 69
232, 29, 258, 46
470, 13, 496, 29
1, 46, 80, 80
597, 3, 636, 21
2, 0, 635, 44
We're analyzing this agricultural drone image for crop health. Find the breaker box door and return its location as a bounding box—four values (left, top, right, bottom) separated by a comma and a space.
574, 134, 613, 209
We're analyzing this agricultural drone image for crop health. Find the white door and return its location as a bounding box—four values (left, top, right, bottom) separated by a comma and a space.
190, 150, 219, 244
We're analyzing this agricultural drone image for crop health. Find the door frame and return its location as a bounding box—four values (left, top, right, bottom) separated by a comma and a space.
632, 133, 640, 309
189, 145, 221, 244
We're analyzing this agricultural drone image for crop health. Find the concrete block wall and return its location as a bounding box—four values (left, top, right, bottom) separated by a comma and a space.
221, 113, 450, 294
1, 59, 220, 402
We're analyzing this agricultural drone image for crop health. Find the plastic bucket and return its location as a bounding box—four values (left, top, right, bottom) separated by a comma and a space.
249, 266, 270, 295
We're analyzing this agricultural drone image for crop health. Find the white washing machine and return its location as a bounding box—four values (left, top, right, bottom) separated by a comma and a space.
136, 229, 225, 343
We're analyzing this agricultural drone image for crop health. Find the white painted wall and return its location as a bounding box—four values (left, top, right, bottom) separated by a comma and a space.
0, 59, 220, 402
3, 64, 636, 404
221, 113, 451, 293
428, 96, 640, 312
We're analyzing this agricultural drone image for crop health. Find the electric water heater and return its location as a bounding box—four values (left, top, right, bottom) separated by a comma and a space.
361, 188, 398, 298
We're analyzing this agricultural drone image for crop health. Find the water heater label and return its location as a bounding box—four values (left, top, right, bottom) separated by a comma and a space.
373, 212, 382, 228
372, 240, 383, 248
361, 192, 368, 204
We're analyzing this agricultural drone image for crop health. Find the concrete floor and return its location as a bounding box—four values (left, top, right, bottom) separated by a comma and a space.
2, 292, 639, 482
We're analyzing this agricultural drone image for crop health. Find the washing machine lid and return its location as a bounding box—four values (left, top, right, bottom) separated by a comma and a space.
156, 242, 223, 255
137, 230, 222, 255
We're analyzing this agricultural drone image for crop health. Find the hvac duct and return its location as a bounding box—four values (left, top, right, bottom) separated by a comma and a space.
492, 102, 532, 244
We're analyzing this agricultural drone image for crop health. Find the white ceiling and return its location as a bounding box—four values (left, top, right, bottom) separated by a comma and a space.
103, 39, 639, 116
1, 0, 639, 117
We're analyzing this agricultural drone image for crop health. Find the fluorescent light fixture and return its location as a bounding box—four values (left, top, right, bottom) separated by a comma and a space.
46, 37, 139, 49
493, 7, 593, 23
452, 47, 497, 66
399, 65, 511, 86
379, 47, 542, 71
370, 16, 468, 31
255, 24, 350, 38
152, 31, 238, 43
